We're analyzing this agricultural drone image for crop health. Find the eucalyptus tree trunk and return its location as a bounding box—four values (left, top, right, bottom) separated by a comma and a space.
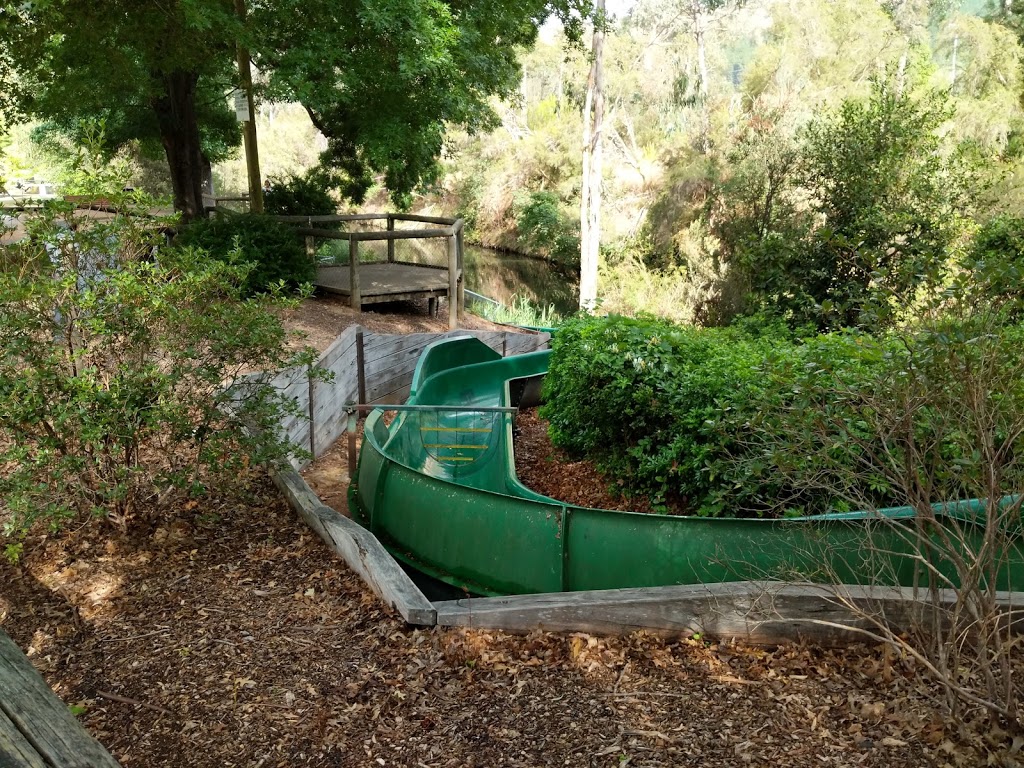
692, 0, 712, 153
579, 0, 605, 313
693, 0, 709, 100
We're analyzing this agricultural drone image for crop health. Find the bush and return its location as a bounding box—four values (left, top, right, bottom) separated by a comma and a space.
174, 213, 314, 296
515, 191, 580, 267
264, 170, 338, 218
749, 300, 1024, 730
543, 306, 1024, 516
966, 214, 1024, 317
0, 199, 319, 554
540, 315, 914, 516
543, 288, 1024, 732
540, 314, 802, 514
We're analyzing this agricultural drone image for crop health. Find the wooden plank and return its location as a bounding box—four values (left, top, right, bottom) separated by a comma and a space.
316, 325, 359, 370
366, 389, 411, 406
298, 227, 452, 242
456, 225, 465, 321
358, 290, 447, 305
447, 235, 458, 330
363, 343, 429, 383
361, 332, 443, 366
291, 227, 353, 240
349, 239, 360, 311
315, 264, 451, 301
361, 329, 524, 369
365, 369, 416, 405
505, 333, 550, 355
0, 709, 46, 768
312, 384, 358, 457
310, 364, 357, 416
390, 213, 459, 226
271, 466, 436, 625
355, 329, 366, 406
432, 582, 1024, 646
310, 376, 358, 435
0, 631, 121, 768
353, 228, 451, 241
312, 330, 361, 459
269, 214, 384, 223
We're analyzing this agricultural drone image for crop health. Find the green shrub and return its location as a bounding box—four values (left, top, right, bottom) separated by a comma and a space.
0, 199, 320, 554
966, 215, 1024, 317
264, 171, 338, 218
540, 315, 913, 516
175, 213, 314, 296
515, 191, 580, 267
725, 76, 975, 332
542, 309, 1024, 518
540, 315, 798, 514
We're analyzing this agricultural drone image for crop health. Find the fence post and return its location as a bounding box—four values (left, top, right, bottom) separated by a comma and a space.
349, 235, 361, 311
387, 214, 395, 263
305, 235, 316, 265
307, 363, 316, 456
456, 222, 465, 319
447, 233, 458, 330
356, 328, 367, 408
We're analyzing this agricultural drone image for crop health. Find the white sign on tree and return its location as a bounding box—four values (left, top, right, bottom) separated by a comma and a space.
232, 89, 250, 122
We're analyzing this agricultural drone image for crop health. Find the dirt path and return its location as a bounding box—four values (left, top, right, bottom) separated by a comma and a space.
281, 293, 505, 353
0, 298, 1003, 767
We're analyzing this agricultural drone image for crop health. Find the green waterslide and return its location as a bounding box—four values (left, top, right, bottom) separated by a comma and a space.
349, 336, 1024, 597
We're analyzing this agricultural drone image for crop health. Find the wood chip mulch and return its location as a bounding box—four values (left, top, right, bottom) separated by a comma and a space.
513, 409, 657, 513
0, 471, 1009, 767
0, 307, 1012, 767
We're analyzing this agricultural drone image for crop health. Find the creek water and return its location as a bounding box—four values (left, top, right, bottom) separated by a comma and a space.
462, 245, 578, 316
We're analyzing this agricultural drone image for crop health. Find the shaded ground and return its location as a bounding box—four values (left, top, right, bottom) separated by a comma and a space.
513, 409, 656, 513
0, 475, 987, 768
281, 292, 504, 352
0, 300, 1010, 767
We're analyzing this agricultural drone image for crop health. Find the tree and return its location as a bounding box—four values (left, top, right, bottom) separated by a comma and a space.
580, 0, 605, 311
1, 0, 243, 219
631, 0, 746, 152
735, 76, 974, 330
1, 0, 587, 219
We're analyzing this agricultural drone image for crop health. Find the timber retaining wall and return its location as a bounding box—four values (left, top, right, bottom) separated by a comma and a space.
261, 325, 549, 468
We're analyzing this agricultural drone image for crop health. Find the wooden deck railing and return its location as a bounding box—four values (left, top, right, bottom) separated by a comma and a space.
269, 213, 466, 327
200, 205, 467, 327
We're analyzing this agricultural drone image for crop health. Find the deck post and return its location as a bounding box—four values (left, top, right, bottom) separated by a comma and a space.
349, 236, 361, 311
447, 233, 458, 330
387, 214, 395, 263
456, 222, 465, 319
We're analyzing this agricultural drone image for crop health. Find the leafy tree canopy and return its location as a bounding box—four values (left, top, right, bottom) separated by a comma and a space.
720, 71, 978, 331
0, 0, 588, 217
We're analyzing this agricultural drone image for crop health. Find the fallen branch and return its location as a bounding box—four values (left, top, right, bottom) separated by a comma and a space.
96, 689, 173, 716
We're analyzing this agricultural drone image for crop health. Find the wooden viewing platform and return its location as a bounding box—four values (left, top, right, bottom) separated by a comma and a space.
315, 263, 449, 306
0, 629, 121, 767
271, 213, 466, 330
202, 206, 468, 329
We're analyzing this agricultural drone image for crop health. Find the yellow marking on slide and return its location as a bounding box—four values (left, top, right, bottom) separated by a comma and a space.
419, 426, 493, 433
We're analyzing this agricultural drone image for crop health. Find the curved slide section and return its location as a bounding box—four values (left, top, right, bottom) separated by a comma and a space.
350, 336, 1024, 597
